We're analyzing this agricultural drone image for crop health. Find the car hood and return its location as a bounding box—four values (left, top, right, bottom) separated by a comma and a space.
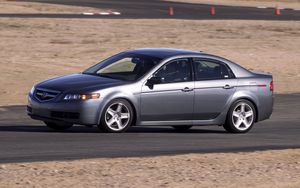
36, 73, 128, 93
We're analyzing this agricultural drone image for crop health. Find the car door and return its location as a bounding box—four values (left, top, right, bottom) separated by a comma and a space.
192, 57, 237, 120
140, 58, 194, 122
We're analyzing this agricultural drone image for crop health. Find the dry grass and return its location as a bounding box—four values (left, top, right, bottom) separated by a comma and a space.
0, 149, 299, 188
0, 18, 299, 105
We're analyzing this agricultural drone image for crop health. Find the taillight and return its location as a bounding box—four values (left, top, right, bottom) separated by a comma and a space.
270, 81, 274, 92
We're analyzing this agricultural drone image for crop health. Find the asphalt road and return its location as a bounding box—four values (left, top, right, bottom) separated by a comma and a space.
1, 0, 300, 20
0, 94, 299, 163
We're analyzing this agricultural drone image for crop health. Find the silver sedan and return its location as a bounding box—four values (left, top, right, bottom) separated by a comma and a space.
27, 48, 273, 133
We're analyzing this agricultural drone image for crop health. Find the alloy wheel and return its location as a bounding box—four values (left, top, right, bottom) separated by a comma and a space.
105, 102, 130, 131
231, 102, 254, 131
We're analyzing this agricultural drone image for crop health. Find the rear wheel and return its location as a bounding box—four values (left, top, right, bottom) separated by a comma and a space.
172, 125, 193, 131
44, 121, 73, 131
98, 99, 134, 133
224, 99, 256, 133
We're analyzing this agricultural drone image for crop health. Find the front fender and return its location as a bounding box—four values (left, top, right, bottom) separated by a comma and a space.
95, 85, 141, 125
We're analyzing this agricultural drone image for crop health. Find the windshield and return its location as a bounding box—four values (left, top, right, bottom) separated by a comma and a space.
83, 53, 162, 81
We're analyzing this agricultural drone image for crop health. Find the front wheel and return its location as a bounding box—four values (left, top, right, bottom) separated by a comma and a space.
44, 121, 73, 131
98, 99, 134, 133
223, 99, 256, 133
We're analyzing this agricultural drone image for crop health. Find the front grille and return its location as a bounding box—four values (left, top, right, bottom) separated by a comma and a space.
35, 88, 60, 102
51, 111, 80, 119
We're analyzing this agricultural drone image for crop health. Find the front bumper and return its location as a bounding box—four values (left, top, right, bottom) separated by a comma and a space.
27, 95, 102, 125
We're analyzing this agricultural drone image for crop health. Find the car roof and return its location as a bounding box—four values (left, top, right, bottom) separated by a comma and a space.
126, 48, 203, 59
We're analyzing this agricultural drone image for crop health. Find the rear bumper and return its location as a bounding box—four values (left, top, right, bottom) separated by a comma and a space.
27, 95, 102, 125
257, 93, 274, 121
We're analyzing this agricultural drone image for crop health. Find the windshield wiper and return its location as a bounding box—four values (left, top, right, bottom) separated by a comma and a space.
98, 73, 122, 80
83, 72, 124, 81
82, 72, 97, 75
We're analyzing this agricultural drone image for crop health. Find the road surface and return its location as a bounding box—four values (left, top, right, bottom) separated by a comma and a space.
0, 94, 299, 163
1, 0, 300, 20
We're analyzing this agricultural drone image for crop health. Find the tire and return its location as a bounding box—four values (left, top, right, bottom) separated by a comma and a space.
98, 99, 134, 133
223, 99, 256, 133
172, 125, 193, 131
44, 121, 73, 131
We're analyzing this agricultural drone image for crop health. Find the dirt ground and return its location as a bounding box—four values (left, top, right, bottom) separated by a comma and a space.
166, 0, 300, 9
0, 18, 299, 105
0, 149, 299, 188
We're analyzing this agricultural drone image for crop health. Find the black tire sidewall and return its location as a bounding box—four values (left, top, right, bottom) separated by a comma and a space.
225, 99, 256, 133
99, 99, 134, 133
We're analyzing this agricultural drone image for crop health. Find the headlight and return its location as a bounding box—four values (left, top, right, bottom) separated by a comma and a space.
64, 93, 100, 100
29, 86, 35, 95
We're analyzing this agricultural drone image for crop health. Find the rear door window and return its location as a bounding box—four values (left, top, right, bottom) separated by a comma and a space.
192, 58, 233, 81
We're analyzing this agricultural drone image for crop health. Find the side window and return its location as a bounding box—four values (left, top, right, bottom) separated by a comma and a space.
154, 58, 192, 83
193, 58, 232, 81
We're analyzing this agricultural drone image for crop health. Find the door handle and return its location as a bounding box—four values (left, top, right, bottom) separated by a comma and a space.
223, 84, 234, 89
181, 87, 193, 92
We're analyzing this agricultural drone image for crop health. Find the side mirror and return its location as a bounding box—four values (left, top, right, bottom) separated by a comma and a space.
146, 76, 162, 87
